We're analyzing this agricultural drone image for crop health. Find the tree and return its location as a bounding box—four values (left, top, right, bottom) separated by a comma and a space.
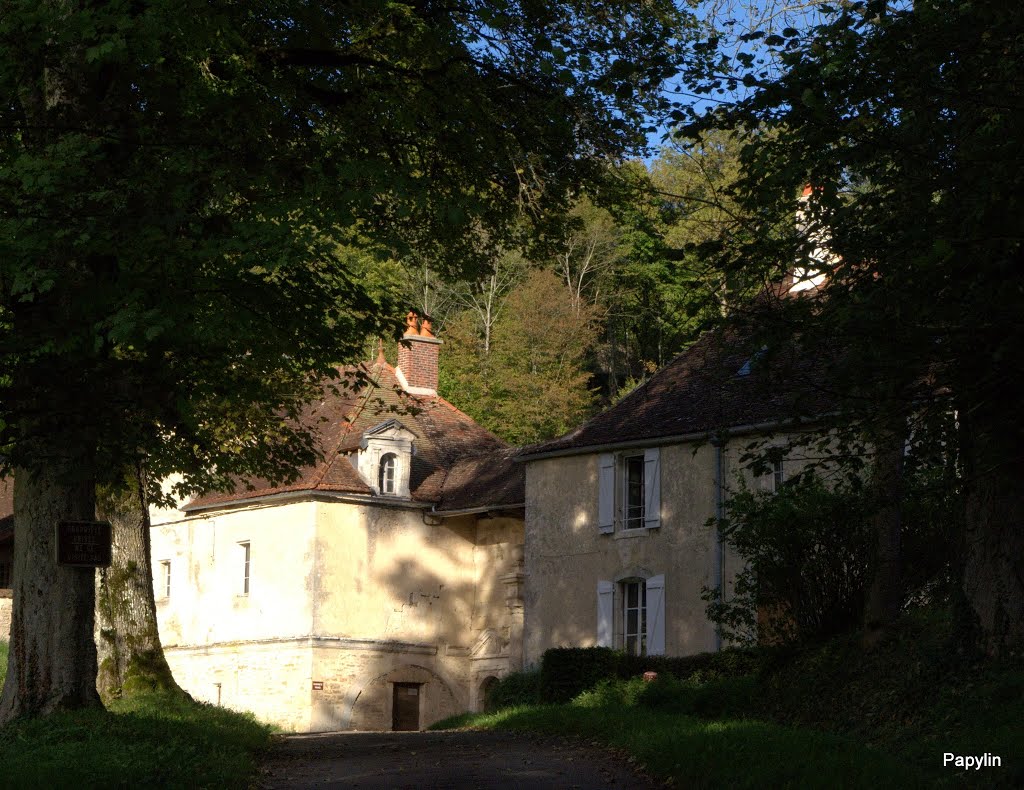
0, 0, 691, 720
682, 0, 1024, 653
95, 467, 182, 700
440, 268, 598, 445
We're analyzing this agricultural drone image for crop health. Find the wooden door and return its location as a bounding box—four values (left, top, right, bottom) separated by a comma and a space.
392, 683, 421, 731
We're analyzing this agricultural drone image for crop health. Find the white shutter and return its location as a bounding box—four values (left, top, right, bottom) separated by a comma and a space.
598, 453, 615, 534
597, 580, 614, 647
646, 574, 665, 656
644, 447, 661, 529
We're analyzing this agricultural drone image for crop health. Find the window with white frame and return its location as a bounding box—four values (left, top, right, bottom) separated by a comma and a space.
238, 541, 250, 596
772, 458, 785, 491
159, 560, 171, 599
623, 454, 645, 530
378, 452, 397, 495
597, 574, 666, 655
622, 579, 647, 655
358, 419, 415, 498
598, 448, 661, 533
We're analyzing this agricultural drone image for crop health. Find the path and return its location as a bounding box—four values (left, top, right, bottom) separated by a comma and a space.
259, 730, 658, 789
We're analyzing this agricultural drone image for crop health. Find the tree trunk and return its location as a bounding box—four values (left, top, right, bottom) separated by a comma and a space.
863, 422, 906, 646
961, 409, 1024, 657
0, 460, 102, 723
95, 465, 184, 701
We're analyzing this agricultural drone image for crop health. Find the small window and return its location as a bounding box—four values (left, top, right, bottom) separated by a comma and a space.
622, 580, 647, 656
378, 453, 397, 495
772, 459, 785, 492
623, 454, 645, 529
239, 541, 250, 596
159, 560, 171, 599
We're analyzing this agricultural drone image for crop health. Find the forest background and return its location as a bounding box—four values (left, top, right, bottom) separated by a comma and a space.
372, 134, 743, 446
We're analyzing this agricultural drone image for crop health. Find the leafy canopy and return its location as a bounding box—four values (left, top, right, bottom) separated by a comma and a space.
0, 0, 693, 493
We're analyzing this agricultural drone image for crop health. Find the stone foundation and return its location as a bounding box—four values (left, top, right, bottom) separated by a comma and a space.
163, 635, 489, 732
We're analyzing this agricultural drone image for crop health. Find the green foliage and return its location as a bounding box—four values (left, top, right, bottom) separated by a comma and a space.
704, 474, 873, 645
434, 701, 932, 788
679, 1, 1024, 650
483, 670, 541, 711
0, 0, 694, 489
539, 647, 620, 704
572, 676, 647, 709
618, 645, 768, 682
440, 609, 1023, 787
440, 268, 597, 444
0, 641, 6, 688
0, 691, 271, 788
754, 609, 1024, 786
538, 645, 766, 705
704, 460, 961, 646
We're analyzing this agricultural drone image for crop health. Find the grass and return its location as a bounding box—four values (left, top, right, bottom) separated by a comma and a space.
0, 644, 272, 789
433, 609, 1023, 788
432, 704, 932, 789
753, 610, 1024, 787
0, 640, 7, 689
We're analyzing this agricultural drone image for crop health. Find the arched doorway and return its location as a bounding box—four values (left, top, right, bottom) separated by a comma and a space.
478, 675, 500, 712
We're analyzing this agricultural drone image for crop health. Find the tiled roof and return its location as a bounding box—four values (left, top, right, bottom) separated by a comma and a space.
520, 327, 832, 458
435, 447, 525, 513
186, 359, 513, 511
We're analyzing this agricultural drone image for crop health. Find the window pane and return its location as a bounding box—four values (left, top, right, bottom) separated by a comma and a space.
379, 453, 397, 494
625, 456, 645, 528
626, 582, 638, 607
627, 609, 638, 635
625, 635, 637, 655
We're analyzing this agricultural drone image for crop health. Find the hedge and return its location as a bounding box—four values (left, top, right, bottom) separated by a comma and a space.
538, 645, 772, 703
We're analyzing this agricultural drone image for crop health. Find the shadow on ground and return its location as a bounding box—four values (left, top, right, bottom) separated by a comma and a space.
259, 730, 657, 789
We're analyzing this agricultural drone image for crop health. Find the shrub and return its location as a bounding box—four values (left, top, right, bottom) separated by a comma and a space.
536, 645, 768, 704
484, 669, 541, 711
618, 646, 768, 683
573, 677, 646, 709
0, 640, 7, 688
540, 647, 620, 703
702, 475, 873, 645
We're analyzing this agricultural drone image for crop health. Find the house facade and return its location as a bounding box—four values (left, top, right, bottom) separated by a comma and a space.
519, 325, 826, 665
148, 315, 526, 732
0, 480, 11, 638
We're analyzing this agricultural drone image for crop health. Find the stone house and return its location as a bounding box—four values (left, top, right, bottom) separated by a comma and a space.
518, 320, 828, 665
147, 316, 526, 732
0, 480, 12, 637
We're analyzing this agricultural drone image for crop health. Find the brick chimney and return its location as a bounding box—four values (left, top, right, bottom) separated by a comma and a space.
396, 311, 441, 395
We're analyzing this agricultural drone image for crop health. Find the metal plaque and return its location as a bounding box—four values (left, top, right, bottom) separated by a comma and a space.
55, 521, 112, 567
312, 681, 324, 690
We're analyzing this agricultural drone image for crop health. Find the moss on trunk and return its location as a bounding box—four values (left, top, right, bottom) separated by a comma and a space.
95, 465, 187, 702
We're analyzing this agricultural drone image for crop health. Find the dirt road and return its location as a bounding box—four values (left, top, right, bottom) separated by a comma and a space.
258, 730, 658, 789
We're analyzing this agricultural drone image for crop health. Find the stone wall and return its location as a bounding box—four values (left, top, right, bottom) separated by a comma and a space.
522, 441, 739, 665
522, 435, 814, 665
0, 589, 11, 640
149, 496, 524, 732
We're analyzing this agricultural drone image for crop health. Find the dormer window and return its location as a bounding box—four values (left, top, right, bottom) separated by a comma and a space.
379, 453, 397, 495
356, 419, 415, 498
